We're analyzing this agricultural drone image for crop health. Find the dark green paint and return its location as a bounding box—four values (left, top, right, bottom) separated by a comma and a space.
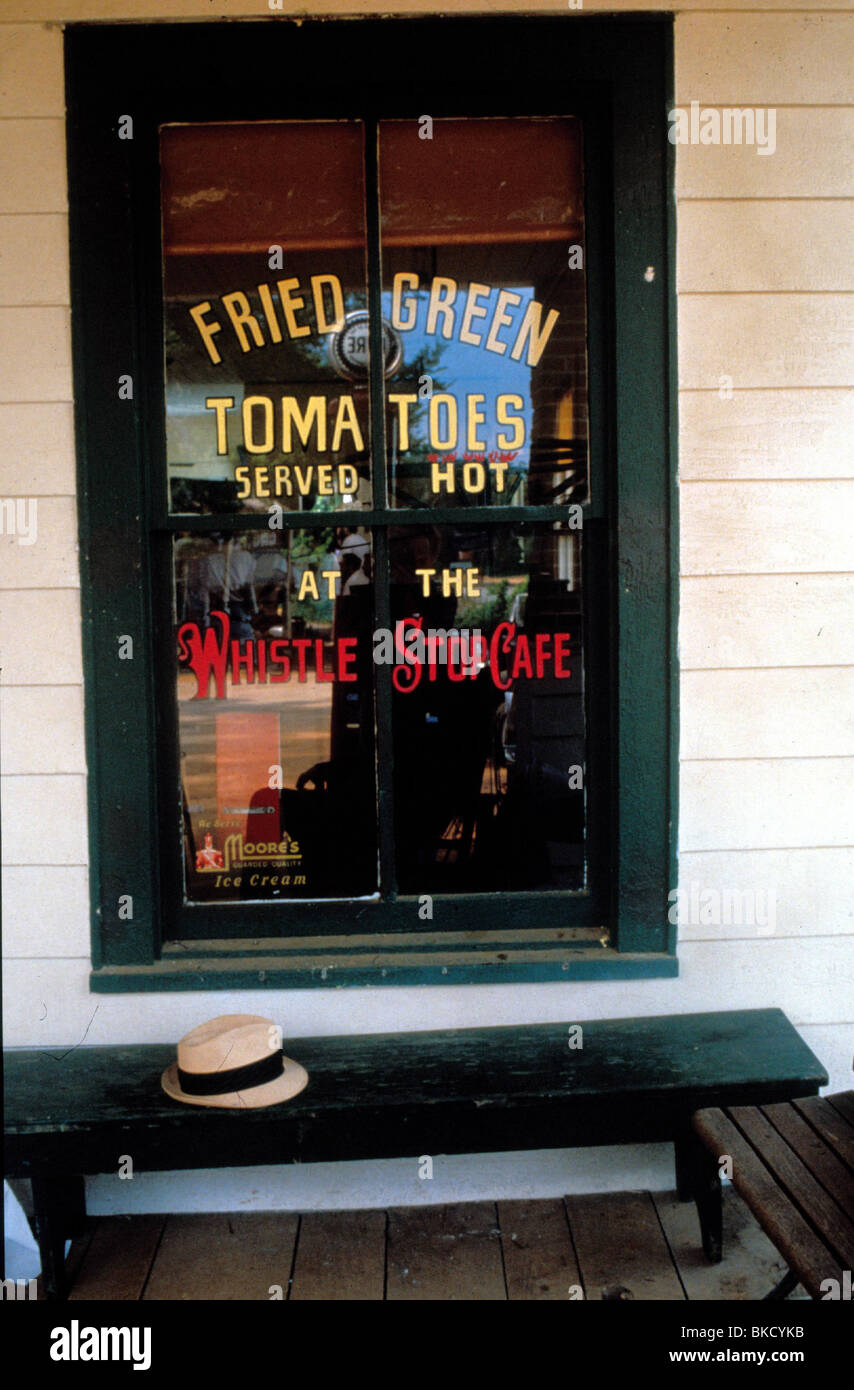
66, 16, 677, 985
6, 1011, 826, 1170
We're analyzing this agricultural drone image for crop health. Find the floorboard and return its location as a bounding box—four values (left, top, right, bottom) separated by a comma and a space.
386, 1201, 506, 1301
497, 1198, 581, 1300
290, 1210, 386, 1301
566, 1191, 685, 1301
141, 1212, 299, 1301
68, 1216, 163, 1302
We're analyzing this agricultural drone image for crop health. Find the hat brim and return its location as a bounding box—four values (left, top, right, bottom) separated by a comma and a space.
161, 1056, 308, 1109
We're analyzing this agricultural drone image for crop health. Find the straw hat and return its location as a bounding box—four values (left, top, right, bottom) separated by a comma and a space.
161, 1014, 308, 1109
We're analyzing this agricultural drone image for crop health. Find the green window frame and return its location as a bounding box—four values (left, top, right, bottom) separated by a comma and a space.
66, 15, 678, 991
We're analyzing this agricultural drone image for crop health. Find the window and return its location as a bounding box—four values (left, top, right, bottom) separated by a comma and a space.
67, 17, 677, 988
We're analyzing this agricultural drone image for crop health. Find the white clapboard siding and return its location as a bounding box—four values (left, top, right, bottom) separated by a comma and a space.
1, 0, 851, 21
0, 307, 72, 402
681, 759, 854, 853
678, 294, 854, 391
678, 202, 854, 294
681, 668, 854, 761
3, 865, 90, 957
0, 402, 76, 494
680, 575, 854, 670
679, 389, 854, 481
3, 937, 851, 1052
0, 497, 79, 587
0, 119, 68, 213
676, 13, 854, 105
0, 589, 84, 683
1, 773, 88, 864
0, 25, 64, 117
0, 685, 85, 773
677, 848, 854, 940
0, 214, 69, 305
681, 480, 854, 575
676, 108, 854, 200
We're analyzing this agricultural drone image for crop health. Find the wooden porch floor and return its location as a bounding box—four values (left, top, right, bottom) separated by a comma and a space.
60, 1188, 809, 1301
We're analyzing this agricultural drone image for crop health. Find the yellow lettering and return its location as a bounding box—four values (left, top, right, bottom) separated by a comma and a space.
298, 571, 319, 601
496, 394, 525, 450
462, 461, 486, 493
256, 283, 283, 343
189, 302, 223, 365
276, 278, 310, 339
391, 272, 420, 331
511, 300, 560, 367
222, 291, 265, 353
415, 568, 435, 596
485, 289, 522, 356
205, 396, 235, 455
311, 274, 345, 333
459, 282, 491, 347
466, 394, 486, 451
426, 277, 458, 339
242, 395, 274, 454
282, 397, 325, 453
429, 394, 457, 450
430, 458, 455, 493
234, 465, 250, 499
331, 396, 364, 452
388, 394, 418, 450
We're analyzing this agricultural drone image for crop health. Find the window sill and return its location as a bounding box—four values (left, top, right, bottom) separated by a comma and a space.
90, 931, 678, 991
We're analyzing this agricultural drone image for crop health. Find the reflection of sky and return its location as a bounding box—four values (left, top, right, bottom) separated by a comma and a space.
381, 286, 533, 465
165, 284, 535, 471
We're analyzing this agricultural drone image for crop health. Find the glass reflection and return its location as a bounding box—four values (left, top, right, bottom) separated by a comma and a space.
161, 122, 372, 515
175, 528, 377, 901
389, 523, 586, 892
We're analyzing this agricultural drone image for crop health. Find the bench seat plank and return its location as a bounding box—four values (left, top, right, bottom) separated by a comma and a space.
693, 1106, 846, 1301
5, 1009, 827, 1177
728, 1105, 854, 1271
761, 1102, 854, 1224
793, 1096, 854, 1169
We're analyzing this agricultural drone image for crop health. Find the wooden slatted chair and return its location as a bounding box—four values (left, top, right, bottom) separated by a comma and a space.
693, 1089, 854, 1300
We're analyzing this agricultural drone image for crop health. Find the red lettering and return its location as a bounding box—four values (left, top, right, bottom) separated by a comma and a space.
268, 638, 290, 682
511, 634, 533, 680
177, 611, 231, 700
292, 638, 311, 682
554, 632, 572, 677
488, 622, 515, 692
315, 639, 334, 682
337, 636, 358, 681
393, 617, 423, 692
534, 632, 552, 678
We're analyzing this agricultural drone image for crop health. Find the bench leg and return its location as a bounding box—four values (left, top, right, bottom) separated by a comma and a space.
764, 1268, 799, 1301
675, 1132, 723, 1264
30, 1174, 86, 1300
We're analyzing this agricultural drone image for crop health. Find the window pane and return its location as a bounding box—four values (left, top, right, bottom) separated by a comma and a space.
161, 122, 372, 516
389, 521, 586, 892
175, 527, 378, 901
379, 118, 589, 510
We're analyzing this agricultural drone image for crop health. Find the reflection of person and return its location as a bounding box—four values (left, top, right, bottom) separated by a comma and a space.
195, 832, 224, 871
182, 535, 257, 641
338, 533, 370, 595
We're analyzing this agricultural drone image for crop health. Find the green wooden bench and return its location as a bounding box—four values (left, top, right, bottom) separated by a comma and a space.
4, 1008, 827, 1299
